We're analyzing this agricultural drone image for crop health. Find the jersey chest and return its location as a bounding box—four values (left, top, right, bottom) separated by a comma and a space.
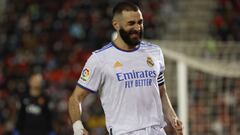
101, 52, 162, 88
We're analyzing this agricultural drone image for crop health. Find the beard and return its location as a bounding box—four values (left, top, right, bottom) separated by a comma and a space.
119, 27, 143, 47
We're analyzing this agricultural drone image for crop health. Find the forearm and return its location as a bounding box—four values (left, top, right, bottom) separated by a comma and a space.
160, 85, 177, 121
68, 95, 82, 123
68, 86, 90, 135
68, 86, 90, 124
160, 85, 183, 135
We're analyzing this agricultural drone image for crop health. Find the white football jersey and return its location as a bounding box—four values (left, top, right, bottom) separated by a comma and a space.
78, 41, 167, 135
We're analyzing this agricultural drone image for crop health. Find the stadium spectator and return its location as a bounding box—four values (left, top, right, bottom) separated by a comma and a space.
13, 73, 55, 135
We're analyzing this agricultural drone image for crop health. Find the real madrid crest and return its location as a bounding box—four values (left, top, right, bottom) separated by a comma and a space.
146, 57, 154, 67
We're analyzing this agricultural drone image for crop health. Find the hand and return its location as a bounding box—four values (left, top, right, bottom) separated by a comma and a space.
171, 117, 183, 135
73, 120, 89, 135
82, 129, 89, 135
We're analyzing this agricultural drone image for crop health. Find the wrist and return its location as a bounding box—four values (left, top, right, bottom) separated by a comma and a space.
168, 115, 177, 123
73, 120, 84, 134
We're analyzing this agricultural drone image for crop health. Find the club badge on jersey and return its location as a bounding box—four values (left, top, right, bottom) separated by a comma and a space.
146, 57, 154, 67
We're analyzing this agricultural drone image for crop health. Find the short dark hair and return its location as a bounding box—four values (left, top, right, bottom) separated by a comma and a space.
112, 1, 140, 17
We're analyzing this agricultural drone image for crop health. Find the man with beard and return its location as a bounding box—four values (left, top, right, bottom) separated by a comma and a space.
68, 2, 183, 135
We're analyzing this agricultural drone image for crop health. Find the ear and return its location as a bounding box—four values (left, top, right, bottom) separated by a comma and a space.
112, 19, 120, 31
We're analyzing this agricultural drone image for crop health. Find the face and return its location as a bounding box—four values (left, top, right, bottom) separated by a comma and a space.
115, 10, 144, 47
119, 25, 143, 47
29, 74, 43, 89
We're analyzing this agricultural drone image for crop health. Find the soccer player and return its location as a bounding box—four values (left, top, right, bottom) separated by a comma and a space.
68, 2, 183, 135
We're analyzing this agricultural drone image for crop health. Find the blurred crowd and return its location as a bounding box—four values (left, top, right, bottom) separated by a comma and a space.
0, 0, 239, 135
212, 0, 240, 41
0, 0, 173, 134
188, 73, 240, 135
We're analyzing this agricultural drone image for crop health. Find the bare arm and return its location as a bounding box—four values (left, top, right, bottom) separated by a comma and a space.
159, 84, 183, 135
159, 84, 177, 120
68, 86, 90, 123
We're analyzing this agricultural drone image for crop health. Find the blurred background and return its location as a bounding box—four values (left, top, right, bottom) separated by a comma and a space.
0, 0, 239, 135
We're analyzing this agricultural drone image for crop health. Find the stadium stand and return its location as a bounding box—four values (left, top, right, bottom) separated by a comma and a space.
211, 0, 240, 41
163, 0, 215, 40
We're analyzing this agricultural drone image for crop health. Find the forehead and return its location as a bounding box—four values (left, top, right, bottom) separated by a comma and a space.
30, 74, 42, 81
121, 10, 143, 22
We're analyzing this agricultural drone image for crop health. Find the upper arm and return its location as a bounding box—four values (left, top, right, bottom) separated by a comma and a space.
159, 84, 166, 98
72, 86, 91, 102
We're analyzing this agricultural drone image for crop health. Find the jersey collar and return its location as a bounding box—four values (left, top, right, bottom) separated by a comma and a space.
111, 42, 141, 52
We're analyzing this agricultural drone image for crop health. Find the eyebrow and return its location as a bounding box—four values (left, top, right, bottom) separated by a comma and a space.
127, 19, 143, 25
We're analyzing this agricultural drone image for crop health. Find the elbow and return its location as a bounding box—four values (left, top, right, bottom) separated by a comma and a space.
68, 94, 74, 102
159, 84, 166, 97
69, 86, 89, 105
69, 90, 85, 104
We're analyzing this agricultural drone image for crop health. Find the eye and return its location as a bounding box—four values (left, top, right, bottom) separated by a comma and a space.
127, 21, 136, 26
138, 20, 143, 25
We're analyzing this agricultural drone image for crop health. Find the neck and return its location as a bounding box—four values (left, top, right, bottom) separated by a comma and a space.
113, 35, 139, 51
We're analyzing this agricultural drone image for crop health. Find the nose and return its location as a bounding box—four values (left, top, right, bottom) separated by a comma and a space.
134, 24, 141, 31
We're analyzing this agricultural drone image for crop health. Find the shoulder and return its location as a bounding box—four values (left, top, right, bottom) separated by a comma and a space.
87, 42, 114, 64
140, 41, 163, 53
93, 42, 114, 54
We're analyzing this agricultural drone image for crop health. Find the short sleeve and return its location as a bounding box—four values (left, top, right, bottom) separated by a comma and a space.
159, 47, 165, 72
77, 54, 103, 93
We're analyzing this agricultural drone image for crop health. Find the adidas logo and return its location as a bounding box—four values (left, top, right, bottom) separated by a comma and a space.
114, 61, 122, 69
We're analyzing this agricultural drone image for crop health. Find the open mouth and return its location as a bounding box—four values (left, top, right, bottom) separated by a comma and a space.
130, 33, 140, 38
